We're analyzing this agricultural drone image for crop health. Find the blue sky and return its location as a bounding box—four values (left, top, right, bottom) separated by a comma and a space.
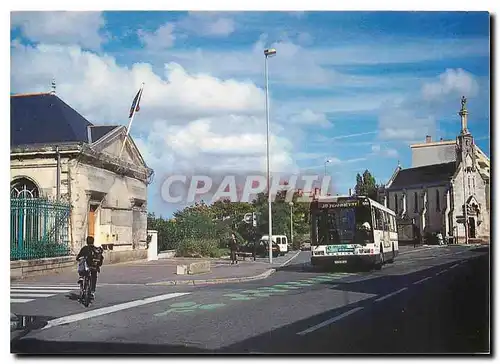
10, 11, 490, 217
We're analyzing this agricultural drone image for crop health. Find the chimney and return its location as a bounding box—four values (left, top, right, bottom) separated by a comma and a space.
348, 188, 352, 196
425, 135, 431, 143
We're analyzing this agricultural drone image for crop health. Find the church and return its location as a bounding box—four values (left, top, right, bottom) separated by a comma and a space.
382, 97, 490, 244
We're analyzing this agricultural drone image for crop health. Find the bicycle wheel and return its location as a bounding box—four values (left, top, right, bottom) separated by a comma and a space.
83, 276, 91, 307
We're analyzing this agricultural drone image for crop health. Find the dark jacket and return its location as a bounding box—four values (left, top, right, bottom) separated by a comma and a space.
229, 237, 238, 251
77, 245, 104, 271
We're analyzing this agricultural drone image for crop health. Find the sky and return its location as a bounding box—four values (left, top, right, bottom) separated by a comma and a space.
9, 10, 491, 217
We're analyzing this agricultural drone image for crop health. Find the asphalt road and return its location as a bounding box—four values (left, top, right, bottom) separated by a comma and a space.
11, 244, 490, 354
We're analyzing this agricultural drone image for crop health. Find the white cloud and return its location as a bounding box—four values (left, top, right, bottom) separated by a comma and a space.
178, 12, 235, 37
421, 68, 480, 101
10, 42, 297, 215
11, 11, 105, 50
138, 23, 176, 50
371, 144, 399, 158
377, 68, 482, 142
288, 109, 332, 128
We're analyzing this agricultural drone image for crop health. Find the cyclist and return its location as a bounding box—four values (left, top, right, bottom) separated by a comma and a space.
76, 236, 103, 299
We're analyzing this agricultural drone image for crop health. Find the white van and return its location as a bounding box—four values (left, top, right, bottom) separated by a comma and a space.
261, 235, 289, 256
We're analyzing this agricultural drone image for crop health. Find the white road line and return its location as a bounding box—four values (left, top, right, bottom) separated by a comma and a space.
374, 287, 408, 303
43, 292, 190, 330
10, 286, 78, 290
435, 269, 448, 276
279, 251, 301, 267
296, 307, 364, 335
11, 293, 56, 298
412, 276, 433, 285
11, 298, 34, 303
449, 263, 460, 269
10, 289, 71, 293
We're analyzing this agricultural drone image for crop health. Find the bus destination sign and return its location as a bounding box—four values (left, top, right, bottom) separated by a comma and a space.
319, 201, 359, 209
318, 199, 370, 209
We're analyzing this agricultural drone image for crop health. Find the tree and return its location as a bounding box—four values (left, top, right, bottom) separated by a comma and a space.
354, 169, 379, 200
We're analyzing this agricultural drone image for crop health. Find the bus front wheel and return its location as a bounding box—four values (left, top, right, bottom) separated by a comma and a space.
375, 245, 384, 270
387, 243, 395, 264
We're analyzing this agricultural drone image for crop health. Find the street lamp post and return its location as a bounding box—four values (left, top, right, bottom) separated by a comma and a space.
289, 201, 294, 250
264, 47, 277, 264
324, 159, 332, 176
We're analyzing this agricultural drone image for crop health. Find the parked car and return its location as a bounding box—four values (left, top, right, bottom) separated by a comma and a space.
240, 240, 279, 258
300, 240, 311, 251
260, 235, 288, 256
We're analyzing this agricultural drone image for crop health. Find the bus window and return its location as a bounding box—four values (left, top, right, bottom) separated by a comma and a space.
383, 211, 389, 232
315, 204, 373, 245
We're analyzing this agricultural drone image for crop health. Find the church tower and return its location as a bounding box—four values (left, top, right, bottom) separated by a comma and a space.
456, 96, 476, 171
456, 96, 477, 244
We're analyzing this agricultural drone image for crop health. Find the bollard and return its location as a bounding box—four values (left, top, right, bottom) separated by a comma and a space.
147, 230, 158, 261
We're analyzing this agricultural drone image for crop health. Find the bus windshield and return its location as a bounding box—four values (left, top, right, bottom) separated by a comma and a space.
313, 203, 373, 245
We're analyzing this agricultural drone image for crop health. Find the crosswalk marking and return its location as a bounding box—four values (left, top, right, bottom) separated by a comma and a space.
11, 299, 33, 303
10, 284, 79, 304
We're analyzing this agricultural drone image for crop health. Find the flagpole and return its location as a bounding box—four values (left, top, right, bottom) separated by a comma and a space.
119, 83, 144, 159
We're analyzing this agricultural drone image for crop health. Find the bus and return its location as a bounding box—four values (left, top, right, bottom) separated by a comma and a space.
310, 195, 399, 269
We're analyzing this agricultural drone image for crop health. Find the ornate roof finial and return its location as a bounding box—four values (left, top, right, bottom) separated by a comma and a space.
459, 95, 469, 134
397, 160, 401, 168
50, 78, 56, 95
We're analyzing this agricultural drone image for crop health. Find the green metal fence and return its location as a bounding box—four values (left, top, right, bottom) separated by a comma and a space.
10, 198, 71, 261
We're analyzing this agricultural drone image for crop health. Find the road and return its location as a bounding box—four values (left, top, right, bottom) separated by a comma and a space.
11, 244, 490, 354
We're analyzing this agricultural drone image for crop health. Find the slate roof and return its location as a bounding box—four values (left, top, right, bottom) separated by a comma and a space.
388, 162, 457, 190
11, 93, 96, 147
90, 125, 119, 143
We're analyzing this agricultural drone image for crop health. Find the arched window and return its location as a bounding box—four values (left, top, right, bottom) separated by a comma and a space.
394, 194, 398, 214
10, 177, 40, 199
436, 189, 440, 211
414, 192, 418, 212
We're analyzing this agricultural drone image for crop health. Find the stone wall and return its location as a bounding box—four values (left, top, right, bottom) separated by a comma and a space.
11, 249, 148, 279
452, 167, 490, 241
69, 160, 148, 252
11, 256, 75, 279
411, 142, 456, 168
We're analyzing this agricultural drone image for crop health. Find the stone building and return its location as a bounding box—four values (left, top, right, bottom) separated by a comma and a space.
382, 97, 490, 244
10, 92, 154, 258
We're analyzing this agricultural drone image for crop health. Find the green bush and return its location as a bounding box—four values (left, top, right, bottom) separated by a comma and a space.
176, 238, 219, 257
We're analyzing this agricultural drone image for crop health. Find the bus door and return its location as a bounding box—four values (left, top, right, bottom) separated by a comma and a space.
382, 211, 391, 250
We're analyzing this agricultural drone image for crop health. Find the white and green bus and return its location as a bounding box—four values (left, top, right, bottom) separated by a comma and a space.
310, 195, 399, 269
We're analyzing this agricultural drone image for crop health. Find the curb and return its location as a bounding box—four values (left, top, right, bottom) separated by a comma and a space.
146, 268, 277, 286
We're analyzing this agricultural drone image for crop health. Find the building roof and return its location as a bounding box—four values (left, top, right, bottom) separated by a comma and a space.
388, 162, 457, 190
90, 125, 119, 143
11, 93, 93, 147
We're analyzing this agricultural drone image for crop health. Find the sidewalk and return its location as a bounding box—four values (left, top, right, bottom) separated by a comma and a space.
11, 251, 300, 286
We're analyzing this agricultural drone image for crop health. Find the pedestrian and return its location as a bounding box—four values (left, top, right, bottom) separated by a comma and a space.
230, 233, 238, 265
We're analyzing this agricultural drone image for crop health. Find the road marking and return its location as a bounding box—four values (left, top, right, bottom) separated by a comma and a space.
43, 292, 190, 330
11, 293, 56, 298
11, 289, 72, 294
272, 284, 300, 289
435, 269, 448, 276
10, 286, 78, 290
412, 276, 433, 285
374, 287, 408, 302
286, 282, 313, 286
11, 298, 34, 303
449, 263, 460, 269
279, 251, 301, 267
296, 307, 364, 335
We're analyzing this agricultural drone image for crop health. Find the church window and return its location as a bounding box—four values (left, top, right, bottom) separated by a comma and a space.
414, 192, 418, 212
436, 190, 440, 211
394, 194, 398, 214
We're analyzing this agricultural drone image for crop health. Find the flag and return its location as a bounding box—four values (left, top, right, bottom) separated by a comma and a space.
128, 87, 143, 118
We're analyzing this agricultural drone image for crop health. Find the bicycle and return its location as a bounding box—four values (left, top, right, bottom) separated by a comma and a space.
77, 257, 93, 307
